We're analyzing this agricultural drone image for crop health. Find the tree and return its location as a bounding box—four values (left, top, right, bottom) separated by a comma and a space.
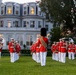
40, 0, 76, 35
50, 27, 62, 44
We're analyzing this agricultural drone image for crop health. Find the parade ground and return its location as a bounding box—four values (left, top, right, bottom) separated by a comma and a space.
0, 56, 76, 75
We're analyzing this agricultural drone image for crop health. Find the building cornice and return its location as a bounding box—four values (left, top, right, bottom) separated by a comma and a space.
0, 15, 21, 19
0, 15, 46, 19
0, 28, 40, 32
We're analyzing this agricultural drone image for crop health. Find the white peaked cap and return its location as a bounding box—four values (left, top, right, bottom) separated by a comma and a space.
16, 41, 18, 43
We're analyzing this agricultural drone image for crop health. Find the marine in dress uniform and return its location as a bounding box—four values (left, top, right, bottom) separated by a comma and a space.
30, 42, 37, 61
68, 42, 72, 59
15, 41, 21, 60
51, 42, 59, 61
8, 38, 16, 63
60, 39, 67, 63
70, 42, 75, 60
55, 42, 59, 61
58, 39, 63, 62
0, 42, 3, 58
36, 45, 40, 63
36, 28, 48, 66
51, 42, 56, 60
35, 35, 40, 63
0, 38, 3, 58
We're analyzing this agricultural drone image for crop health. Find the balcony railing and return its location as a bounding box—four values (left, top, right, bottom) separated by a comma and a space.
0, 27, 40, 31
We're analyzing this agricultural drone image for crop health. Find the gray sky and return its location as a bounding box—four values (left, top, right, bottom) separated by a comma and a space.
2, 0, 40, 3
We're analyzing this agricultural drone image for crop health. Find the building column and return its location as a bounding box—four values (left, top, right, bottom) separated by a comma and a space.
3, 33, 7, 49
35, 20, 38, 29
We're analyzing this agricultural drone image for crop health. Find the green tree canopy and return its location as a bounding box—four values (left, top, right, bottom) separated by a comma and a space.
50, 27, 62, 44
40, 0, 76, 32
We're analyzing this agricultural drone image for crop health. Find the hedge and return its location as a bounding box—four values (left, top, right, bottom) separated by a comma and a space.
1, 49, 52, 56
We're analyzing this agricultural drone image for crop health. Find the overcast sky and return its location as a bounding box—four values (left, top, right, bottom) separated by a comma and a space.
2, 0, 40, 3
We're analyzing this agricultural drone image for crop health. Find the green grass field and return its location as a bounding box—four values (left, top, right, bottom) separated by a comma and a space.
0, 56, 76, 75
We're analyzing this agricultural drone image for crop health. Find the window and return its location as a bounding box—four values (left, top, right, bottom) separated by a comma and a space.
16, 34, 23, 46
26, 41, 33, 46
15, 21, 18, 27
26, 35, 33, 46
39, 11, 41, 15
16, 6, 19, 15
16, 10, 18, 14
38, 21, 41, 28
23, 21, 29, 27
0, 34, 3, 38
7, 20, 11, 28
1, 7, 4, 15
0, 34, 3, 42
36, 6, 38, 15
24, 7, 26, 15
0, 20, 3, 27
30, 7, 35, 15
23, 21, 26, 27
30, 21, 35, 28
24, 7, 26, 10
7, 34, 13, 45
24, 11, 26, 14
7, 6, 12, 14
28, 6, 29, 15
45, 25, 48, 31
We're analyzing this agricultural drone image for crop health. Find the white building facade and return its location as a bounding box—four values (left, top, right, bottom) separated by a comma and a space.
0, 1, 53, 49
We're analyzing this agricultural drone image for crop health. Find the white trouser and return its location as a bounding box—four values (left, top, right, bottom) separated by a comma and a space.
0, 52, 1, 58
68, 52, 75, 60
61, 53, 66, 63
10, 53, 15, 63
40, 52, 47, 66
71, 52, 75, 60
55, 53, 59, 61
14, 52, 17, 61
16, 53, 19, 60
52, 52, 55, 60
15, 52, 19, 61
68, 52, 71, 59
36, 52, 40, 63
58, 52, 61, 62
32, 53, 36, 61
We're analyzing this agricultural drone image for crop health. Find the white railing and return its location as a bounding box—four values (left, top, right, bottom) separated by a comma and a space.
0, 27, 40, 31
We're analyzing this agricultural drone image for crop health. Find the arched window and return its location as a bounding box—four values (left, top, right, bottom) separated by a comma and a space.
26, 35, 33, 46
23, 21, 26, 27
15, 6, 19, 15
7, 20, 11, 28
16, 34, 23, 46
30, 21, 35, 28
24, 7, 26, 15
15, 21, 19, 27
7, 34, 12, 45
30, 6, 35, 15
7, 6, 12, 14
